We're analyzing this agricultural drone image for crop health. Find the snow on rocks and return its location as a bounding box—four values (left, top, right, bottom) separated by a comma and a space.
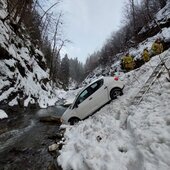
0, 109, 8, 119
0, 2, 69, 108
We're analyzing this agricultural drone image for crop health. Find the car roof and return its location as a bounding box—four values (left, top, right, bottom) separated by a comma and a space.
88, 76, 104, 86
76, 77, 102, 95
79, 76, 112, 94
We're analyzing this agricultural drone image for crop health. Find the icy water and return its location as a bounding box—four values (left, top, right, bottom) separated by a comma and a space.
0, 105, 66, 170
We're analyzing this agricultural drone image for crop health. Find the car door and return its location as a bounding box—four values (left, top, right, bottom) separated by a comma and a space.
73, 86, 93, 119
88, 79, 109, 113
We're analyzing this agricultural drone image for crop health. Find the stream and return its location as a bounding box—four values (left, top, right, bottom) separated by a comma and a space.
0, 105, 67, 170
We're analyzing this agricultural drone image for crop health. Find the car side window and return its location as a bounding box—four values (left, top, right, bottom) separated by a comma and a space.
76, 88, 91, 105
73, 79, 103, 108
90, 79, 103, 94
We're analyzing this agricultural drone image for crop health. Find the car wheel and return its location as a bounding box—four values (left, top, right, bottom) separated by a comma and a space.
110, 88, 123, 100
68, 117, 80, 125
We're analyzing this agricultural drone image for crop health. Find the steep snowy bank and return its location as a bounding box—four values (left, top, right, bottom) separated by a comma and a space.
0, 1, 67, 108
57, 50, 170, 170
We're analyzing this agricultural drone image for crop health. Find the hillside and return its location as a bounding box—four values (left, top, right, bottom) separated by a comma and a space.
84, 0, 170, 81
58, 50, 170, 170
57, 2, 170, 170
0, 0, 170, 169
0, 1, 65, 108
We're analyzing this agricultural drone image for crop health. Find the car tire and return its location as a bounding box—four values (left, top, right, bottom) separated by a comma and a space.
110, 88, 123, 100
68, 117, 80, 125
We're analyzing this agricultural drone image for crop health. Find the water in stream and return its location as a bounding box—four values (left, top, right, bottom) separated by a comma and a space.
0, 105, 66, 170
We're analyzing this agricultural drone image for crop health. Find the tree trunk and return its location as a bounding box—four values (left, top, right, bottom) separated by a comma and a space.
158, 0, 166, 8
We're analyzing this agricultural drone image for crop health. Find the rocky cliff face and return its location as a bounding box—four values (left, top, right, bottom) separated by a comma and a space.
0, 1, 59, 108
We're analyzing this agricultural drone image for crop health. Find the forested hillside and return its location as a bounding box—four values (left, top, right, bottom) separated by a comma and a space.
84, 0, 170, 75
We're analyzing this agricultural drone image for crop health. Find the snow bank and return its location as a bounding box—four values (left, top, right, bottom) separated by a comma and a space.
0, 109, 8, 119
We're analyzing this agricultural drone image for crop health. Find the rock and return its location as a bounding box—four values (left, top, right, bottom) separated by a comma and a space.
41, 141, 46, 146
47, 161, 62, 170
48, 144, 59, 152
47, 162, 57, 170
56, 133, 63, 139
0, 127, 8, 134
39, 116, 62, 124
59, 128, 66, 134
48, 133, 63, 140
58, 143, 63, 150
96, 135, 102, 142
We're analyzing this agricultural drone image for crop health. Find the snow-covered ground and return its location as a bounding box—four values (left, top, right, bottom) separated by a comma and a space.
0, 109, 8, 119
57, 50, 170, 170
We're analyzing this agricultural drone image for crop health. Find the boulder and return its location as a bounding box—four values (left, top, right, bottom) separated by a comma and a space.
48, 143, 59, 152
39, 116, 62, 124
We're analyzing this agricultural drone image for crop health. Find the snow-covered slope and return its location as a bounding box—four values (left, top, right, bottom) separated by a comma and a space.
139, 0, 170, 41
0, 1, 66, 108
57, 50, 170, 170
84, 22, 170, 83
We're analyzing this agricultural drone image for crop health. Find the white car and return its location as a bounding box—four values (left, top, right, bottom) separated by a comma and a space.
61, 76, 124, 125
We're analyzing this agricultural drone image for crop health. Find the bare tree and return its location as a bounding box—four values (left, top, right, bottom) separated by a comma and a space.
50, 12, 62, 79
40, 1, 61, 22
130, 0, 136, 34
3, 0, 19, 21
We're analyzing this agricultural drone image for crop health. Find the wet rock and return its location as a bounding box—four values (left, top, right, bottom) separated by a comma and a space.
48, 133, 63, 140
48, 144, 59, 152
0, 127, 8, 134
47, 161, 62, 170
59, 128, 66, 135
58, 143, 63, 150
56, 133, 64, 139
54, 141, 64, 150
47, 162, 57, 170
41, 141, 46, 146
39, 116, 62, 124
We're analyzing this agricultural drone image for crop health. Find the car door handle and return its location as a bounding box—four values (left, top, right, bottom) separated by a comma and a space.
89, 97, 93, 100
104, 86, 107, 89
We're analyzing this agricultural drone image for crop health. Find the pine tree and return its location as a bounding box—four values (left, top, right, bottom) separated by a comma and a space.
60, 54, 70, 89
